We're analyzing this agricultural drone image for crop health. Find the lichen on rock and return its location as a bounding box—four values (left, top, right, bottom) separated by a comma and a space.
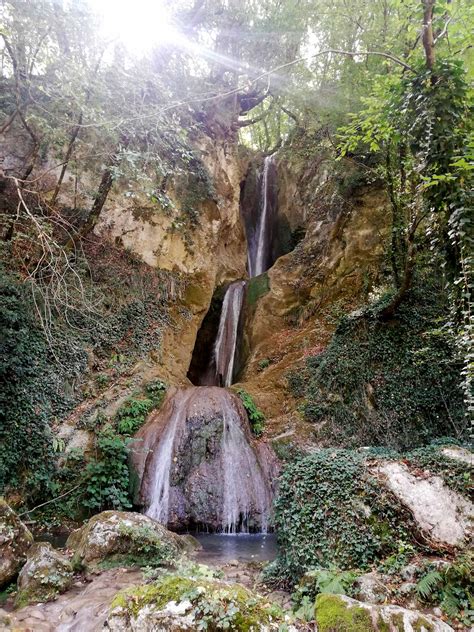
106, 573, 288, 631
15, 542, 73, 607
66, 511, 186, 569
0, 499, 33, 587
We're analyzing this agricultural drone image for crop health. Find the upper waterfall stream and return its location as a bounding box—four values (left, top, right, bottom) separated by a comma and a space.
136, 154, 278, 533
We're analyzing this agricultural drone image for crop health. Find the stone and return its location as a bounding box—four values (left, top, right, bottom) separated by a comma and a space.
15, 542, 73, 607
104, 574, 289, 631
353, 572, 388, 604
0, 499, 33, 587
376, 462, 473, 547
440, 446, 474, 466
66, 511, 187, 569
315, 594, 454, 631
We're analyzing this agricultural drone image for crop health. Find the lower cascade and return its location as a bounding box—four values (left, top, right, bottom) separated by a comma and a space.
131, 386, 273, 532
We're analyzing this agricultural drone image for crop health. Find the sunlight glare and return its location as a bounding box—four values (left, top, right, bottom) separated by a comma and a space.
88, 0, 181, 52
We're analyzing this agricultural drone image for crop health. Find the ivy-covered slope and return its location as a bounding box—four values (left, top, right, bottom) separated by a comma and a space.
288, 282, 467, 450
0, 238, 178, 503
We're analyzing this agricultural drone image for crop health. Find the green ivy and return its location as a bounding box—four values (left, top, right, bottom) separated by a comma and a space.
291, 283, 466, 449
270, 449, 416, 584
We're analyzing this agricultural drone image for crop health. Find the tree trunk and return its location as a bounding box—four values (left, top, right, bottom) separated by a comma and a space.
422, 0, 436, 70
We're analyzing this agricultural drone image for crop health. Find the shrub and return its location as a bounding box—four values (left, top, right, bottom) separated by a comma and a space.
237, 390, 265, 437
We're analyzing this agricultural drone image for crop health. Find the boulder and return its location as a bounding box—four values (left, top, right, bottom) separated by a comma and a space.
105, 574, 293, 631
16, 542, 73, 607
0, 499, 33, 587
66, 511, 187, 568
376, 462, 473, 547
315, 594, 454, 632
353, 572, 389, 605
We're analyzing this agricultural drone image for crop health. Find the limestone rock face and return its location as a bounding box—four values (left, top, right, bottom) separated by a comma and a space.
315, 594, 454, 632
376, 462, 473, 547
66, 511, 186, 568
16, 542, 73, 606
0, 499, 33, 587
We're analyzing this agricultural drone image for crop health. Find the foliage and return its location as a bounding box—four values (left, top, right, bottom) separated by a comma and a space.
0, 268, 85, 499
416, 554, 473, 626
115, 398, 154, 436
291, 284, 467, 449
237, 390, 265, 437
292, 568, 358, 608
338, 56, 473, 419
82, 428, 132, 512
271, 449, 415, 584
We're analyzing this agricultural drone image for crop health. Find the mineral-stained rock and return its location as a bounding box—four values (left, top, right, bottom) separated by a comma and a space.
315, 593, 454, 632
16, 542, 73, 607
66, 511, 186, 569
376, 461, 473, 547
0, 499, 33, 587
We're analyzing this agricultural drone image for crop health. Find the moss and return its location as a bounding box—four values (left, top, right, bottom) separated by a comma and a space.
315, 594, 375, 632
391, 613, 405, 631
246, 273, 269, 306
111, 575, 282, 630
412, 617, 434, 632
376, 614, 390, 632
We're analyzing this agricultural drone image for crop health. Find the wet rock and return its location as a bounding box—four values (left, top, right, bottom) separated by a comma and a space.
105, 574, 292, 631
376, 462, 473, 547
66, 511, 187, 569
0, 499, 33, 587
353, 571, 389, 604
315, 593, 454, 631
16, 543, 73, 606
131, 387, 272, 531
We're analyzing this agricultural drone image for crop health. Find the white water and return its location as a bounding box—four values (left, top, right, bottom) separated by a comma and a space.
145, 390, 194, 523
250, 155, 274, 278
214, 280, 245, 387
142, 388, 271, 531
221, 403, 270, 533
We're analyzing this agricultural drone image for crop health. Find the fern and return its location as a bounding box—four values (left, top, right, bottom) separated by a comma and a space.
416, 570, 442, 599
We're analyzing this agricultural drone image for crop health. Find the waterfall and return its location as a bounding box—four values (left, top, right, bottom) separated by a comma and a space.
137, 387, 272, 532
145, 390, 194, 523
214, 280, 245, 387
137, 154, 279, 533
221, 403, 270, 533
248, 155, 276, 278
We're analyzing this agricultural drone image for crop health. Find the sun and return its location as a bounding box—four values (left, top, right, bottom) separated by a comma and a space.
88, 0, 181, 53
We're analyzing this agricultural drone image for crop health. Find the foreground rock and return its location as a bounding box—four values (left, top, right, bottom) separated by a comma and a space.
377, 461, 473, 547
315, 594, 454, 632
16, 542, 73, 607
105, 574, 293, 631
0, 499, 33, 587
67, 511, 189, 569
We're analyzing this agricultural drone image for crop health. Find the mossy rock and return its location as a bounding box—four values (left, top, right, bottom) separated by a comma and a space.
0, 499, 33, 587
315, 594, 451, 632
107, 574, 285, 631
66, 511, 187, 569
15, 542, 73, 607
316, 594, 375, 632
